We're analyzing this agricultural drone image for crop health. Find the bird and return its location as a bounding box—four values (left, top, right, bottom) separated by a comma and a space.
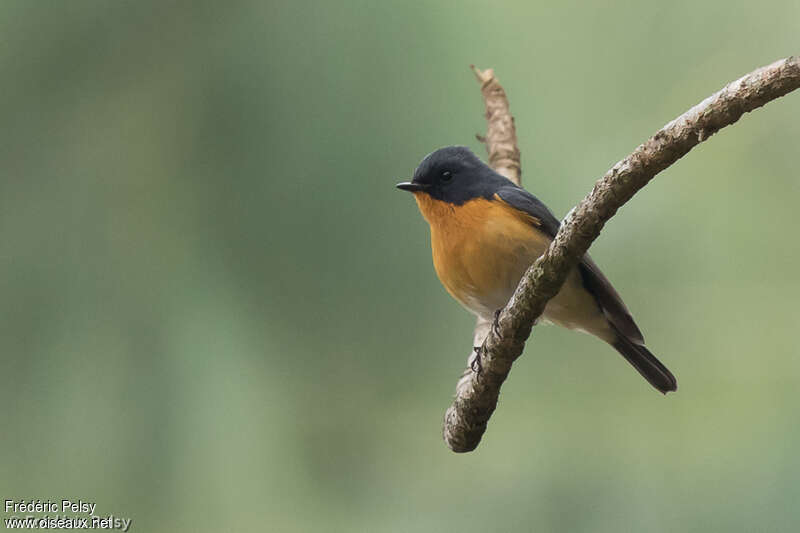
397, 146, 677, 394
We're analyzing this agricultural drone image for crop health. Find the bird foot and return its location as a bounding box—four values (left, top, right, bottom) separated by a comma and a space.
470, 346, 483, 375
492, 309, 502, 338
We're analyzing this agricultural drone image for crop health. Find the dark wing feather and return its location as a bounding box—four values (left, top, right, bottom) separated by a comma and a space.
496, 186, 561, 238
579, 255, 644, 343
496, 185, 644, 344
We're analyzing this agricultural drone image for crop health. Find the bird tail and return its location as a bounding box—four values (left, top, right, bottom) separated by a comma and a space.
610, 328, 677, 394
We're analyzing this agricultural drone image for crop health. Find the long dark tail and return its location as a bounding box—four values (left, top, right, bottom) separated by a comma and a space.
611, 330, 677, 394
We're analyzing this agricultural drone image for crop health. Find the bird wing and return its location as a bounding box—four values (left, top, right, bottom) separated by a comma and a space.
495, 185, 562, 237
496, 185, 644, 343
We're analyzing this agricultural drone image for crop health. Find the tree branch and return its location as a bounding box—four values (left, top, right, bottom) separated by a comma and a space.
444, 56, 800, 453
471, 65, 521, 185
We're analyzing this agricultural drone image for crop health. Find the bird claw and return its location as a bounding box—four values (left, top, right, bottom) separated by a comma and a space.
470, 346, 483, 375
492, 309, 502, 338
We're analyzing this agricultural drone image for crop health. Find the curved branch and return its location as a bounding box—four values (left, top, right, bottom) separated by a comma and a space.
444, 56, 800, 453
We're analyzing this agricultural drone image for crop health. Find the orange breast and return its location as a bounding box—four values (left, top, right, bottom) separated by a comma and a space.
413, 193, 551, 317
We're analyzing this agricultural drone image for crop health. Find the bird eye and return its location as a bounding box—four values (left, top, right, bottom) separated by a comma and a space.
441, 171, 452, 182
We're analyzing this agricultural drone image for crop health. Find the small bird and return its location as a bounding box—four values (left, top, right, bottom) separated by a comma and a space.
397, 146, 677, 393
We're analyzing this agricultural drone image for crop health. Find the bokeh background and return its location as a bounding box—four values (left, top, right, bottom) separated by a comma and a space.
1, 1, 798, 531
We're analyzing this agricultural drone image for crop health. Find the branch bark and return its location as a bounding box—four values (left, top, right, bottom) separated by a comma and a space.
471, 65, 521, 185
444, 56, 800, 453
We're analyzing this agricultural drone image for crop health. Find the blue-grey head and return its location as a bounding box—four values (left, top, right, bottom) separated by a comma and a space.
396, 146, 510, 205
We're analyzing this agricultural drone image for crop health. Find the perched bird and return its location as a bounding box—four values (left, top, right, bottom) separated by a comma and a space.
397, 146, 677, 393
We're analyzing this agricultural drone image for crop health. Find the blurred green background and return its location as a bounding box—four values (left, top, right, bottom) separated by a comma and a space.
1, 1, 798, 531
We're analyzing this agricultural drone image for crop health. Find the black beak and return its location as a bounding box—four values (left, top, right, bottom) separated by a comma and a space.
396, 181, 426, 192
